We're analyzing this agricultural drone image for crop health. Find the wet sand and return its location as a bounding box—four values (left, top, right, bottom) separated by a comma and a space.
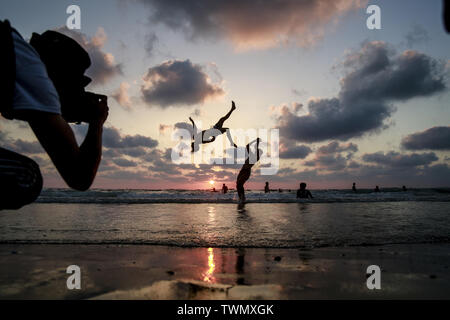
0, 244, 449, 299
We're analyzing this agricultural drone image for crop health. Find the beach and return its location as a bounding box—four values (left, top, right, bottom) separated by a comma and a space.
0, 243, 449, 299
1, 191, 450, 299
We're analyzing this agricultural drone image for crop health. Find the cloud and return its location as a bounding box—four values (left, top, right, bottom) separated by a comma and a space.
55, 27, 122, 85
292, 89, 307, 97
304, 153, 348, 170
141, 59, 224, 108
317, 141, 358, 154
120, 147, 148, 158
138, 0, 366, 50
269, 102, 303, 117
145, 32, 159, 57
159, 124, 172, 135
112, 82, 132, 110
362, 151, 438, 167
191, 108, 202, 117
0, 133, 44, 155
279, 140, 312, 159
272, 160, 450, 188
277, 41, 447, 142
12, 139, 44, 154
405, 24, 429, 48
303, 141, 357, 170
401, 126, 450, 151
103, 126, 158, 149
112, 158, 138, 167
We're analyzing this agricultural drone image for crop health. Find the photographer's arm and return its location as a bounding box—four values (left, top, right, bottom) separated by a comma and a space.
26, 104, 107, 191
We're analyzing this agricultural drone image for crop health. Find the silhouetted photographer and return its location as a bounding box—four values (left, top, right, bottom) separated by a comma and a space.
0, 20, 108, 210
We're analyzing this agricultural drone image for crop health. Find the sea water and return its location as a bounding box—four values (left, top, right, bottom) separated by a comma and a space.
1, 188, 449, 248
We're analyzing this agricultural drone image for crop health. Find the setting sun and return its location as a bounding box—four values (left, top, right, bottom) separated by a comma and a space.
209, 180, 215, 186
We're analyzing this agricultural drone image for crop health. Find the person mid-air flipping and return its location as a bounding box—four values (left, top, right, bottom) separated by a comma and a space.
189, 101, 238, 152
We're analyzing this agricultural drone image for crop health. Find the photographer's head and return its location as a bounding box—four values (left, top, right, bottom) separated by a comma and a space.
30, 30, 106, 124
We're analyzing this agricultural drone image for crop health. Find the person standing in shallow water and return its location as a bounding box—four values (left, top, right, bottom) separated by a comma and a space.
374, 186, 380, 192
236, 138, 262, 204
352, 182, 357, 192
297, 182, 313, 199
264, 182, 270, 193
222, 183, 228, 194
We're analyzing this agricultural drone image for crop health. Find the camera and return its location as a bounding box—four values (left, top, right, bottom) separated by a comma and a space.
60, 90, 107, 124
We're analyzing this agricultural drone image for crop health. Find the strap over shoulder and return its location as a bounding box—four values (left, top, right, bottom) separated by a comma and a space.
0, 20, 16, 120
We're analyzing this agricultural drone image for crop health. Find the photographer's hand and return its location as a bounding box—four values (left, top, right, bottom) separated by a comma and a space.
88, 95, 109, 126
26, 97, 109, 191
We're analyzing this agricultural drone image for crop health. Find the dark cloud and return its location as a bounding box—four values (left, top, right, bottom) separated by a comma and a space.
317, 141, 358, 154
102, 126, 158, 149
302, 142, 357, 170
362, 151, 438, 167
120, 147, 148, 158
401, 126, 450, 151
103, 148, 121, 158
0, 135, 44, 155
55, 27, 122, 85
141, 59, 224, 108
12, 139, 44, 154
279, 140, 312, 159
304, 154, 348, 170
138, 0, 365, 50
112, 158, 138, 167
277, 41, 447, 142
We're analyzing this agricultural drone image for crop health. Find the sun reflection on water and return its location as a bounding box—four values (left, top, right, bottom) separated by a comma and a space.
207, 206, 216, 223
203, 247, 216, 283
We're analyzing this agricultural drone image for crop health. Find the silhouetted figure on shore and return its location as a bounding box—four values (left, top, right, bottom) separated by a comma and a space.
444, 0, 450, 33
189, 101, 238, 152
352, 182, 357, 192
297, 182, 313, 199
0, 22, 108, 210
264, 182, 270, 193
374, 186, 380, 193
222, 183, 228, 194
236, 138, 262, 203
402, 185, 407, 191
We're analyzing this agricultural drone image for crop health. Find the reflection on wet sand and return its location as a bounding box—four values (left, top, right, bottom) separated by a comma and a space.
297, 202, 310, 213
203, 247, 216, 283
237, 202, 246, 213
236, 248, 246, 285
207, 206, 216, 224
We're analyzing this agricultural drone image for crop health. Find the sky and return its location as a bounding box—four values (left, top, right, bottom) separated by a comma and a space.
1, 0, 449, 190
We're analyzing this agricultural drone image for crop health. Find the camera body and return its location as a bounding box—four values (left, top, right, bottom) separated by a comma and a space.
30, 30, 105, 123
60, 91, 106, 124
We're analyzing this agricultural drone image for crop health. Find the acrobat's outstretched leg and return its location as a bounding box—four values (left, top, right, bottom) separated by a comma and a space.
214, 101, 236, 129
